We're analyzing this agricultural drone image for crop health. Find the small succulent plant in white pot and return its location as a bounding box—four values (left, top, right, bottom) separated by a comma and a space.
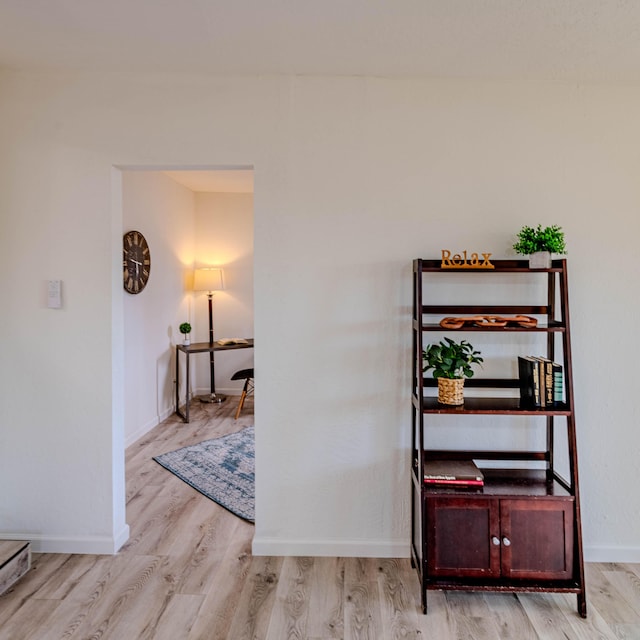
179, 322, 192, 346
513, 224, 567, 269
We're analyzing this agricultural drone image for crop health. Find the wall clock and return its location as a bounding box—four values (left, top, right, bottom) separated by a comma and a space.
123, 230, 151, 294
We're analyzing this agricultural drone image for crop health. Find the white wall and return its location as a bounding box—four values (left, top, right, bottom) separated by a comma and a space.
122, 172, 196, 446
0, 72, 639, 561
193, 192, 254, 396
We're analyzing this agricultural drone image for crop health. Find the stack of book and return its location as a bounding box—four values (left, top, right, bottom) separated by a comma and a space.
518, 356, 564, 408
423, 460, 484, 488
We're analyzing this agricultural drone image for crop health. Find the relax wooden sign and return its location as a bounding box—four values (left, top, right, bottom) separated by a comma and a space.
440, 250, 495, 269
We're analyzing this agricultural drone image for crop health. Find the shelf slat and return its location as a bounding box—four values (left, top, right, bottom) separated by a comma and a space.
424, 579, 581, 593
419, 322, 565, 333
423, 378, 520, 389
422, 305, 549, 314
418, 396, 571, 415
417, 258, 564, 272
422, 451, 549, 462
412, 468, 572, 497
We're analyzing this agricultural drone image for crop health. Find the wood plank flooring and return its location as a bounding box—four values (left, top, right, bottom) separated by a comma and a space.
1, 398, 639, 639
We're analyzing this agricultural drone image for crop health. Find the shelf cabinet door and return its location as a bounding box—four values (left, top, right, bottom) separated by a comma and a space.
500, 498, 574, 580
426, 495, 574, 581
426, 496, 500, 578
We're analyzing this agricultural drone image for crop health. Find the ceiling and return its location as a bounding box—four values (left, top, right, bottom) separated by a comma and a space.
1, 1, 640, 83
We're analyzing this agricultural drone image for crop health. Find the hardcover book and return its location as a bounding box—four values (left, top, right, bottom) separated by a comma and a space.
519, 356, 563, 407
533, 357, 554, 407
518, 356, 539, 407
552, 362, 564, 405
423, 460, 484, 485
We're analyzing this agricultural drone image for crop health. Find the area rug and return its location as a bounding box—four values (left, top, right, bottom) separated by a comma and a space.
153, 425, 254, 522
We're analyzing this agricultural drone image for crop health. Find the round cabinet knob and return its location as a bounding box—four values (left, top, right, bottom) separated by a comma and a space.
491, 536, 500, 546
502, 537, 511, 547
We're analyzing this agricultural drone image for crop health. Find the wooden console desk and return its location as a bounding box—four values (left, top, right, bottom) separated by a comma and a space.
175, 339, 254, 423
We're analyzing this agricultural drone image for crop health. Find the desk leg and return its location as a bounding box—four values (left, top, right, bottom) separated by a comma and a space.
185, 352, 190, 422
175, 347, 189, 423
175, 347, 179, 416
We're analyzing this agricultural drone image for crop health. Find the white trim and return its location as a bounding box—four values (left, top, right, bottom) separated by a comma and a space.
253, 539, 640, 563
194, 386, 242, 397
1, 524, 130, 555
125, 417, 158, 448
158, 405, 175, 423
113, 523, 130, 552
252, 537, 409, 558
126, 393, 243, 447
10, 533, 638, 562
125, 406, 175, 448
584, 545, 640, 563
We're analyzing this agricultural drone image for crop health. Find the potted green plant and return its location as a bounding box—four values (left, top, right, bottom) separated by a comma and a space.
512, 224, 567, 269
423, 338, 483, 405
179, 322, 192, 346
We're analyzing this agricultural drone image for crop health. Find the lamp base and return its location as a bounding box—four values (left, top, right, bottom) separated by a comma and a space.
198, 393, 227, 404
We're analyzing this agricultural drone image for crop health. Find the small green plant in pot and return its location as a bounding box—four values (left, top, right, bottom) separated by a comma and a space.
513, 224, 567, 268
423, 338, 483, 405
179, 322, 192, 346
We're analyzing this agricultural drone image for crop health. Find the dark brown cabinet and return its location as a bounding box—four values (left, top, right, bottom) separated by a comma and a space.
427, 495, 574, 581
411, 259, 586, 617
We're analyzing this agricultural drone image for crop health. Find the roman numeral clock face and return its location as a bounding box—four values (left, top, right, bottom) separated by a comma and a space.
123, 230, 151, 294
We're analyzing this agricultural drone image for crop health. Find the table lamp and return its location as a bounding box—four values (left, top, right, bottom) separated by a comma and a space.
193, 267, 225, 403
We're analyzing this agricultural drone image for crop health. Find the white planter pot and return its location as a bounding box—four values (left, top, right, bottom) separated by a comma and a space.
529, 251, 551, 269
182, 337, 191, 346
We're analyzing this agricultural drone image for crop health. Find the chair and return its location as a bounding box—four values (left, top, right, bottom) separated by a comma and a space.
230, 368, 254, 419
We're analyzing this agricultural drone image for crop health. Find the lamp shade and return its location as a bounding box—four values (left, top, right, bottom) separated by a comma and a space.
194, 267, 224, 292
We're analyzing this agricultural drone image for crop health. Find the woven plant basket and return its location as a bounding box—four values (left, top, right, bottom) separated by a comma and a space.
437, 377, 464, 405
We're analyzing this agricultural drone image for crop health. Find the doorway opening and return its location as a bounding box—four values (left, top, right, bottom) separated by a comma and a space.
120, 166, 254, 445
116, 165, 255, 546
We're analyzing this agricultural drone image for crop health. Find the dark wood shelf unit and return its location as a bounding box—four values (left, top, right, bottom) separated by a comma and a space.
411, 258, 586, 617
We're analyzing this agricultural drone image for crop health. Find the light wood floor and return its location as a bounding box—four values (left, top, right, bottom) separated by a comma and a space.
1, 398, 639, 639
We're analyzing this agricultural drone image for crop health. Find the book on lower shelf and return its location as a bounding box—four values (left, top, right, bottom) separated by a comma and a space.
423, 460, 484, 486
518, 355, 563, 407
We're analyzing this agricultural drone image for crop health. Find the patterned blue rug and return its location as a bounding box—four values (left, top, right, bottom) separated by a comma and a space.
153, 426, 254, 523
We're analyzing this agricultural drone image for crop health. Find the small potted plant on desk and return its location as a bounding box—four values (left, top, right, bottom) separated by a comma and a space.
423, 338, 483, 405
179, 322, 192, 346
513, 224, 567, 269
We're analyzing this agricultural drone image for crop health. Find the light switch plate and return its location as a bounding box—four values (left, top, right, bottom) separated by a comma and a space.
47, 280, 61, 308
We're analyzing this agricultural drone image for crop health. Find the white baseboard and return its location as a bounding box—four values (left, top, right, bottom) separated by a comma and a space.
252, 536, 410, 558
158, 405, 175, 422
11, 532, 637, 562
253, 538, 640, 563
126, 392, 242, 448
114, 523, 130, 552
1, 524, 130, 555
584, 545, 640, 563
125, 406, 175, 448
194, 387, 241, 397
